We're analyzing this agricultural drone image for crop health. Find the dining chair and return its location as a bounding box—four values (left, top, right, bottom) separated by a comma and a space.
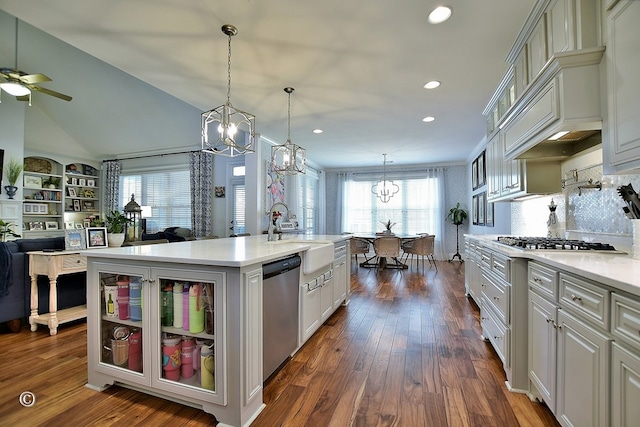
373, 236, 404, 269
401, 234, 437, 271
350, 237, 374, 267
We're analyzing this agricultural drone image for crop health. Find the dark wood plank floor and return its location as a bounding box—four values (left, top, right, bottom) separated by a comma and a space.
0, 260, 559, 426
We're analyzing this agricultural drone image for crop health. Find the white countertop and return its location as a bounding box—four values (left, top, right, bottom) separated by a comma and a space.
466, 234, 640, 297
82, 234, 350, 268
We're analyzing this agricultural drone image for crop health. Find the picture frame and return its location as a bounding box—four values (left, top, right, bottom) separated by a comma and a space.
29, 221, 44, 231
73, 199, 81, 212
85, 227, 108, 249
478, 192, 486, 226
65, 229, 86, 250
70, 177, 78, 185
83, 219, 91, 228
477, 151, 486, 187
45, 221, 59, 230
78, 178, 86, 187
215, 186, 225, 198
74, 222, 84, 229
38, 204, 48, 214
65, 222, 75, 230
486, 199, 494, 227
87, 179, 95, 187
471, 160, 478, 190
23, 175, 42, 189
472, 194, 479, 225
23, 203, 33, 214
68, 187, 77, 197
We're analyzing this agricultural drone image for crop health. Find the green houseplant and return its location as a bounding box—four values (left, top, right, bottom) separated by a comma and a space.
447, 203, 467, 262
0, 219, 21, 242
105, 211, 130, 247
3, 158, 23, 199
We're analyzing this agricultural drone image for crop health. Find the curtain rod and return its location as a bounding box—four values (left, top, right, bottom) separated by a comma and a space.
103, 150, 199, 163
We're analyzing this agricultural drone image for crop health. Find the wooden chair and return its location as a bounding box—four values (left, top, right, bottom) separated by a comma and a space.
350, 237, 374, 267
373, 236, 404, 269
401, 234, 437, 271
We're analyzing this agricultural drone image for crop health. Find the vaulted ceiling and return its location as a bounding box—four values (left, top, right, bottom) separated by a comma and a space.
0, 0, 536, 168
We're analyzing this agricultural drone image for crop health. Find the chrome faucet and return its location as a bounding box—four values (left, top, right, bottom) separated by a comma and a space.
267, 202, 293, 241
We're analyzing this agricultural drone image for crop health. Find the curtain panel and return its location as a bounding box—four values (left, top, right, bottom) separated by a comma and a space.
189, 151, 213, 238
103, 160, 121, 215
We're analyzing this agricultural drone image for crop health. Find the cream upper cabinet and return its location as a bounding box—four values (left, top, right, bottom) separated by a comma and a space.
527, 18, 549, 82
604, 0, 640, 173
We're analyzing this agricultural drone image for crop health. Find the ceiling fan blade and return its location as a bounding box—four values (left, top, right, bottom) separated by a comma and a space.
30, 85, 73, 101
20, 73, 51, 84
16, 95, 30, 102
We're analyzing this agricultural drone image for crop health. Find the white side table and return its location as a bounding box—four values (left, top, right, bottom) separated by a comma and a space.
28, 251, 88, 335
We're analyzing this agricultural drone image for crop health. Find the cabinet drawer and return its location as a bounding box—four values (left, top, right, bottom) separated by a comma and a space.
479, 248, 492, 269
612, 292, 640, 350
481, 298, 508, 364
62, 254, 87, 271
559, 273, 609, 330
491, 252, 509, 281
529, 262, 557, 300
481, 271, 509, 322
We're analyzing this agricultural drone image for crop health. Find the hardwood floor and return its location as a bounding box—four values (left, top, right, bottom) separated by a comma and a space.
0, 260, 559, 426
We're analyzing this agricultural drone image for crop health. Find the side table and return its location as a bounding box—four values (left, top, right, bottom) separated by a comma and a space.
28, 251, 88, 335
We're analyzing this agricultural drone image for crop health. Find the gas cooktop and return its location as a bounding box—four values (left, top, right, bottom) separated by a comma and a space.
496, 236, 620, 252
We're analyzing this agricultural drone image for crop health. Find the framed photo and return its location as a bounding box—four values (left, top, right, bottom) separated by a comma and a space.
471, 160, 478, 190
65, 229, 86, 250
478, 192, 486, 226
78, 178, 86, 186
472, 194, 479, 225
38, 204, 48, 214
65, 222, 75, 230
24, 175, 42, 189
23, 203, 33, 214
477, 151, 486, 187
45, 221, 59, 230
83, 219, 91, 228
215, 186, 225, 198
85, 227, 108, 249
87, 179, 95, 187
68, 187, 77, 197
73, 199, 81, 212
70, 177, 78, 185
486, 200, 494, 227
29, 221, 44, 231
83, 201, 95, 211
74, 222, 84, 229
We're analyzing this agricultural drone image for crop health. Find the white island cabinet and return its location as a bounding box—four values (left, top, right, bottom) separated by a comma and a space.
83, 234, 350, 427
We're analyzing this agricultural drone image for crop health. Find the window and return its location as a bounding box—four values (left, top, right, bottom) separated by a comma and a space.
120, 168, 191, 233
342, 175, 440, 235
298, 169, 319, 233
231, 183, 245, 234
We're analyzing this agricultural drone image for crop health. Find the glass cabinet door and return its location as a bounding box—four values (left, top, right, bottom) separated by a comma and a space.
98, 267, 146, 379
152, 268, 226, 404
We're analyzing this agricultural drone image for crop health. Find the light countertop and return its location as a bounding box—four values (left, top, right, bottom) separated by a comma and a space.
81, 234, 350, 268
466, 234, 640, 297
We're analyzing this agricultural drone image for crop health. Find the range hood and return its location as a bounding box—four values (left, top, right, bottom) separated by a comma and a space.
502, 47, 605, 162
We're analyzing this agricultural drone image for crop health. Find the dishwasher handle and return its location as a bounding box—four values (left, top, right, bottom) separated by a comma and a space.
263, 255, 302, 279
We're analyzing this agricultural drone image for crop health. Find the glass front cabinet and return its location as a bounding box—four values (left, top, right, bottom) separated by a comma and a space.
86, 261, 227, 411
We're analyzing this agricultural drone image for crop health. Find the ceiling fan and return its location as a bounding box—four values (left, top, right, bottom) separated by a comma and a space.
0, 18, 72, 105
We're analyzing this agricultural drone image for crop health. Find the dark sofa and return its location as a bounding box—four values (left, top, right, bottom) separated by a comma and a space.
0, 237, 86, 328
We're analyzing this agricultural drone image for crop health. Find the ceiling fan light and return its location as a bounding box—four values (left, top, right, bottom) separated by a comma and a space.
428, 6, 452, 24
1, 81, 30, 96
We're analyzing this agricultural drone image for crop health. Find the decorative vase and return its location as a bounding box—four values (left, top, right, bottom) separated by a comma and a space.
107, 233, 125, 247
4, 185, 18, 199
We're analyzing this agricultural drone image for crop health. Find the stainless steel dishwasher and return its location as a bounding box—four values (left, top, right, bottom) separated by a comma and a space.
262, 254, 301, 381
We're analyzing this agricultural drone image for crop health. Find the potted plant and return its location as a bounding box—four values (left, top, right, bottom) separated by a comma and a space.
447, 203, 467, 262
42, 177, 61, 189
105, 211, 130, 247
379, 219, 396, 235
0, 219, 21, 242
3, 158, 23, 199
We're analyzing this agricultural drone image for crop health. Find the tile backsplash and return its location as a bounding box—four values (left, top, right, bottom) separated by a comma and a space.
511, 147, 640, 252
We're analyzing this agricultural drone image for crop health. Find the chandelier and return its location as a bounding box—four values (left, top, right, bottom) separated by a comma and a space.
201, 24, 255, 157
271, 87, 306, 175
371, 154, 399, 203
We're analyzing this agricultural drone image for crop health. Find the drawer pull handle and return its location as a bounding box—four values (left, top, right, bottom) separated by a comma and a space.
493, 336, 502, 340
553, 322, 562, 330
493, 296, 499, 301
533, 277, 541, 283
76, 259, 81, 263
571, 294, 582, 302
481, 317, 489, 321
147, 278, 155, 284
546, 318, 552, 323
481, 284, 486, 288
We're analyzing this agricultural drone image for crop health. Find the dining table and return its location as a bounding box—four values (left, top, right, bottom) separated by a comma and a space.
353, 233, 420, 269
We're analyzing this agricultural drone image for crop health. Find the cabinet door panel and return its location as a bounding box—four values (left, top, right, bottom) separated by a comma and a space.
528, 291, 557, 412
556, 311, 610, 427
612, 342, 640, 427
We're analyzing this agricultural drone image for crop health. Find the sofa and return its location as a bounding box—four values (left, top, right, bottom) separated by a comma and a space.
141, 226, 196, 242
0, 237, 86, 330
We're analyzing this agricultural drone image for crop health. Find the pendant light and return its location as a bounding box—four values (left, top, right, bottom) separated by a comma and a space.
201, 24, 255, 157
271, 87, 306, 175
371, 154, 399, 203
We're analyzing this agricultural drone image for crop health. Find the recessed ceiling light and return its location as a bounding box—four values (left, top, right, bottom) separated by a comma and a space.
312, 129, 323, 134
422, 116, 435, 122
428, 6, 452, 24
423, 80, 441, 89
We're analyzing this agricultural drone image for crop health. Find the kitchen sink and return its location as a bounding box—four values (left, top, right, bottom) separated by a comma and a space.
263, 239, 334, 274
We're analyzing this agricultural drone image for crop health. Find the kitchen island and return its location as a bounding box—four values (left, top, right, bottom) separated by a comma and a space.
466, 234, 640, 427
83, 234, 350, 427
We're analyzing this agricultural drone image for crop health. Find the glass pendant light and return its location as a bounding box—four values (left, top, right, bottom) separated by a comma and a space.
201, 25, 255, 157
